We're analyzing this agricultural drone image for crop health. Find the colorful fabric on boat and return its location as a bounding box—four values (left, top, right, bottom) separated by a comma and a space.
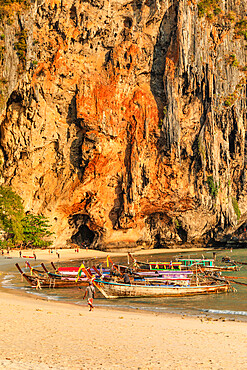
75, 263, 85, 282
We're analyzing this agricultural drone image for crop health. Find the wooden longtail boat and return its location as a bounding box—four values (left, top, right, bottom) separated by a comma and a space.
222, 256, 247, 266
128, 253, 183, 271
134, 271, 193, 279
177, 258, 240, 271
15, 263, 89, 289
25, 261, 89, 282
128, 253, 240, 272
92, 278, 232, 299
133, 276, 191, 286
53, 265, 111, 277
87, 264, 187, 285
79, 263, 234, 298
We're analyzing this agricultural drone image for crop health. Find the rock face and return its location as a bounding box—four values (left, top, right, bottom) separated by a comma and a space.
0, 0, 246, 250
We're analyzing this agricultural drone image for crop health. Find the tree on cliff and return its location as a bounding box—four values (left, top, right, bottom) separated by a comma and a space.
0, 185, 24, 246
21, 214, 53, 248
0, 185, 53, 248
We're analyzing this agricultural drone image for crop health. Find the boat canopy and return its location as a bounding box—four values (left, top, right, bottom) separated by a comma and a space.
149, 262, 182, 270
177, 259, 214, 267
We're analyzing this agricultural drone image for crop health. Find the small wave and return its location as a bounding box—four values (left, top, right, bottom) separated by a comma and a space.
26, 290, 52, 299
26, 291, 62, 301
202, 309, 247, 316
2, 274, 15, 284
94, 303, 170, 312
2, 279, 12, 285
2, 275, 16, 288
46, 295, 61, 301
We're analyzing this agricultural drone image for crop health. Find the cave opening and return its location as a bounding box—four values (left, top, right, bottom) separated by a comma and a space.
69, 214, 95, 247
71, 225, 95, 246
177, 226, 187, 243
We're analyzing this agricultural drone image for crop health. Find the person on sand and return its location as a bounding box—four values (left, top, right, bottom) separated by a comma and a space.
83, 281, 95, 311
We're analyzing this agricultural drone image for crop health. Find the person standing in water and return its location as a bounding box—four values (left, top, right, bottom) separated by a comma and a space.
83, 281, 96, 311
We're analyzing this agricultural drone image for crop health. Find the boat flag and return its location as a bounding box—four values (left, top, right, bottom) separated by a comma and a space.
75, 263, 85, 282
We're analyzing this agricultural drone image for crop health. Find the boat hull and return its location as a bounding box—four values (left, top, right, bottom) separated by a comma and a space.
94, 280, 231, 299
22, 273, 89, 288
16, 264, 89, 289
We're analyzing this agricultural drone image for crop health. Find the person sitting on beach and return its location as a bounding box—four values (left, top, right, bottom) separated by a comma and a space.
83, 281, 96, 311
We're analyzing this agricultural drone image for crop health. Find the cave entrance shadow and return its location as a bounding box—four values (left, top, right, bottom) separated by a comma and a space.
69, 214, 96, 247
71, 224, 95, 246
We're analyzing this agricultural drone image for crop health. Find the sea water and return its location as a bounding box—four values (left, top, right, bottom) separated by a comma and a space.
2, 248, 247, 321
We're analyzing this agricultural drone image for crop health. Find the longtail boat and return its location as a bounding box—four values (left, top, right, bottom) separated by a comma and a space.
99, 269, 192, 287
25, 261, 89, 282
176, 258, 240, 271
128, 253, 184, 271
222, 256, 247, 266
15, 263, 89, 289
79, 262, 234, 299
92, 278, 232, 299
52, 265, 111, 277
128, 253, 240, 272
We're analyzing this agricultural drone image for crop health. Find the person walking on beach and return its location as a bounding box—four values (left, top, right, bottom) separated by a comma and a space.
83, 281, 95, 311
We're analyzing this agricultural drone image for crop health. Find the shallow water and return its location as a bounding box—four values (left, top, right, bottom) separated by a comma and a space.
2, 248, 247, 320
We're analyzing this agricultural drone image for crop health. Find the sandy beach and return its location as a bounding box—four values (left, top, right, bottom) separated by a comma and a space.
0, 247, 246, 369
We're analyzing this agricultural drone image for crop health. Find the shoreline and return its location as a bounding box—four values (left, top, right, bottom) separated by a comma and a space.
0, 247, 246, 368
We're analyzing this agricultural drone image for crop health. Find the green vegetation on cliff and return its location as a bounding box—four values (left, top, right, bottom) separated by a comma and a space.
0, 0, 29, 22
0, 186, 53, 249
0, 186, 24, 245
14, 29, 27, 66
235, 19, 247, 41
21, 214, 53, 248
207, 176, 218, 198
224, 78, 246, 107
197, 0, 222, 19
232, 197, 241, 220
225, 54, 239, 67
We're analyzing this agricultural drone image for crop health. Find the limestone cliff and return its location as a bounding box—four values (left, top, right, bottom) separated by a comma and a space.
0, 0, 246, 250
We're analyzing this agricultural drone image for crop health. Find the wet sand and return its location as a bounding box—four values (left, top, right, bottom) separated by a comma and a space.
0, 247, 246, 369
